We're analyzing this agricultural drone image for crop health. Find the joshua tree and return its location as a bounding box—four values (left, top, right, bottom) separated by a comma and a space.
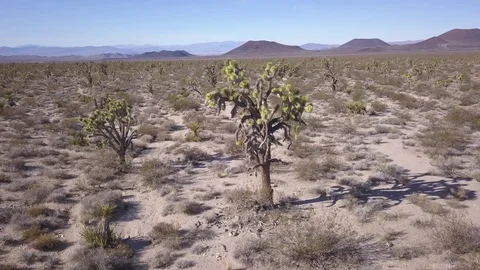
81, 62, 94, 87
321, 58, 339, 92
80, 97, 137, 166
206, 60, 312, 204
204, 63, 220, 88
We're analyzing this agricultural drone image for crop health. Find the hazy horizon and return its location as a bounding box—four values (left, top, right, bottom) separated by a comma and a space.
1, 0, 478, 47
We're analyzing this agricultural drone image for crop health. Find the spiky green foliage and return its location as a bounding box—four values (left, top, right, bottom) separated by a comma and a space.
205, 59, 312, 204
80, 97, 137, 165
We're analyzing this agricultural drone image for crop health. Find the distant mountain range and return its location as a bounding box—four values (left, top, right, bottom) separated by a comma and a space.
1, 28, 479, 62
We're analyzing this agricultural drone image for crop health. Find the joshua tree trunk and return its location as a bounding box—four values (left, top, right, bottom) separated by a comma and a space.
260, 162, 273, 204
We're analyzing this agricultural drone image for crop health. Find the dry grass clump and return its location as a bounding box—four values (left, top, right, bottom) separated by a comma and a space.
31, 233, 60, 251
234, 213, 380, 269
370, 100, 388, 112
407, 193, 448, 215
431, 214, 480, 255
140, 159, 177, 188
176, 201, 207, 215
392, 246, 426, 260
23, 184, 58, 204
67, 246, 135, 270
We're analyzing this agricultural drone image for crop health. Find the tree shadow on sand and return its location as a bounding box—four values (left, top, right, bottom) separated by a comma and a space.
292, 170, 477, 208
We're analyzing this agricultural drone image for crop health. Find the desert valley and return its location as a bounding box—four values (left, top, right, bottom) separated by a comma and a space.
1, 28, 480, 270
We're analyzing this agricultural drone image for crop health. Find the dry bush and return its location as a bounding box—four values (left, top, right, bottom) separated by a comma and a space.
176, 260, 196, 269
431, 214, 480, 255
370, 100, 388, 113
2, 158, 27, 172
31, 233, 60, 251
24, 184, 57, 204
392, 246, 426, 260
431, 155, 463, 178
79, 190, 123, 224
152, 250, 181, 269
226, 187, 271, 209
454, 252, 480, 270
140, 159, 177, 188
223, 138, 243, 156
445, 106, 480, 130
407, 193, 448, 215
67, 246, 134, 270
295, 159, 322, 181
150, 222, 180, 244
176, 201, 207, 215
419, 125, 468, 155
173, 146, 210, 163
137, 124, 160, 142
234, 213, 380, 269
353, 200, 389, 223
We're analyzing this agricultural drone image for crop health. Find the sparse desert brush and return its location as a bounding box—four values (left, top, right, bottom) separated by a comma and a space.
137, 124, 159, 141
223, 138, 243, 155
431, 155, 463, 178
345, 100, 367, 114
149, 222, 181, 246
31, 233, 60, 251
152, 250, 181, 269
234, 212, 379, 269
419, 125, 468, 155
431, 213, 480, 255
295, 159, 321, 181
176, 201, 206, 215
370, 100, 388, 112
166, 92, 200, 111
173, 145, 209, 163
68, 246, 135, 270
80, 191, 122, 224
445, 106, 480, 131
140, 159, 177, 188
407, 193, 448, 215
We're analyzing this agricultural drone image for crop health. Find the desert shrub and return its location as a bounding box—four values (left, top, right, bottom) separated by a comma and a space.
21, 224, 43, 242
166, 94, 200, 111
350, 88, 365, 101
234, 213, 379, 269
150, 222, 180, 244
137, 124, 159, 141
0, 208, 13, 224
0, 264, 23, 270
3, 158, 27, 172
31, 233, 60, 251
80, 191, 123, 224
345, 100, 367, 114
0, 173, 12, 183
370, 100, 388, 112
177, 201, 206, 215
223, 138, 243, 155
176, 260, 196, 269
431, 155, 463, 178
24, 184, 57, 204
295, 159, 321, 181
140, 159, 177, 188
152, 250, 180, 269
27, 205, 52, 217
68, 247, 135, 270
407, 193, 448, 215
431, 214, 480, 255
419, 125, 468, 155
173, 146, 209, 163
445, 106, 480, 131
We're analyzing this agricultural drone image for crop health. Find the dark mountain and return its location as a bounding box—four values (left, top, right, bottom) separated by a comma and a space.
409, 37, 448, 49
225, 40, 306, 56
438, 28, 480, 42
338, 38, 391, 50
137, 50, 193, 58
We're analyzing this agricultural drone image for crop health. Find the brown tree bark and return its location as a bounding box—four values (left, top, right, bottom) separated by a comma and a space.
260, 162, 274, 205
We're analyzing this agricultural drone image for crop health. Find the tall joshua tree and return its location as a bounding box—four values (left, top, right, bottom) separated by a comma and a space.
206, 60, 312, 204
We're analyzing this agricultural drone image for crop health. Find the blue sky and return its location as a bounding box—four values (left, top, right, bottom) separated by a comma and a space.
0, 0, 478, 46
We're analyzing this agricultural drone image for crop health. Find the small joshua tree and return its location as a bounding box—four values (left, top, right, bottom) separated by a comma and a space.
204, 63, 220, 88
206, 60, 312, 204
81, 97, 137, 166
82, 61, 94, 87
322, 58, 339, 92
